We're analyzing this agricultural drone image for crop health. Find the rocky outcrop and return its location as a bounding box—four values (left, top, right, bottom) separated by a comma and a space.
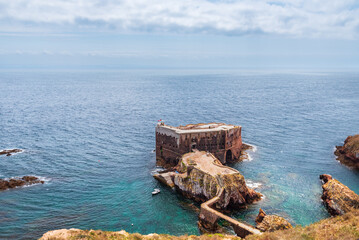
0, 176, 44, 191
334, 135, 359, 169
255, 209, 292, 232
171, 151, 261, 209
153, 172, 176, 188
0, 149, 23, 156
320, 174, 359, 216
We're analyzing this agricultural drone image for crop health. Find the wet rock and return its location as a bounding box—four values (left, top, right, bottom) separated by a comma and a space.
0, 176, 44, 191
255, 208, 292, 232
334, 135, 359, 169
320, 174, 359, 216
0, 149, 23, 156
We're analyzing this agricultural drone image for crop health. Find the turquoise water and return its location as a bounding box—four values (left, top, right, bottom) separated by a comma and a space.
0, 70, 358, 239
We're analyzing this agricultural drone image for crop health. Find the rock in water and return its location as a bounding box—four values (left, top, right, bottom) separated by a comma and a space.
0, 176, 44, 191
0, 148, 23, 156
255, 208, 292, 232
320, 174, 359, 216
172, 151, 261, 209
334, 135, 359, 169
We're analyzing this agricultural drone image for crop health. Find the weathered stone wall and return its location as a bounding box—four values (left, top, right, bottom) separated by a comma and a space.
156, 132, 182, 167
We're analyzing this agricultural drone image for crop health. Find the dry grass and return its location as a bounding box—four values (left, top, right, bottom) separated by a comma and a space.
247, 210, 359, 240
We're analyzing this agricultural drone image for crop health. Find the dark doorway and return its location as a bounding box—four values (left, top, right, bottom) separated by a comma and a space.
226, 150, 232, 162
191, 143, 196, 151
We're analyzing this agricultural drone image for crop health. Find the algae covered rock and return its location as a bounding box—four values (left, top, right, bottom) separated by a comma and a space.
255, 208, 292, 232
334, 134, 359, 169
320, 174, 359, 216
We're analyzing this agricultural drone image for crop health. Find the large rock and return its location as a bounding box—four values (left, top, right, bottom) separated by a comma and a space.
172, 151, 261, 209
320, 174, 359, 216
0, 176, 44, 191
334, 135, 359, 169
255, 208, 292, 232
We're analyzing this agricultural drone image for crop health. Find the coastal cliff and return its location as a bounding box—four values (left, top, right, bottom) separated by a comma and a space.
320, 174, 359, 216
334, 134, 359, 169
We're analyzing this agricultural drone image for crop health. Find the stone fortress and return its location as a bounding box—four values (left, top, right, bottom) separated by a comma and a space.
154, 122, 263, 237
156, 122, 243, 167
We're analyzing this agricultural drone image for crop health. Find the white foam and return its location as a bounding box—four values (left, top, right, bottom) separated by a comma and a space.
151, 167, 165, 175
246, 179, 262, 189
245, 143, 257, 153
243, 154, 253, 162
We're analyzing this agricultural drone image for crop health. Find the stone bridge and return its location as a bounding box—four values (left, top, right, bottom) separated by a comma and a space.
199, 188, 262, 238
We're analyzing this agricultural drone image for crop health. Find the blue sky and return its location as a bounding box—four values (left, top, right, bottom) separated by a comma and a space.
1, 0, 359, 69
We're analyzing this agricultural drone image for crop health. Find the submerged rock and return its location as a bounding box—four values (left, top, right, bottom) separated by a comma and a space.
0, 149, 23, 156
255, 208, 292, 232
0, 176, 44, 191
334, 135, 359, 169
320, 174, 359, 216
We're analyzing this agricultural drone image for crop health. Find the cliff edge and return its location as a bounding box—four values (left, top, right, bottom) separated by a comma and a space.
334, 134, 359, 169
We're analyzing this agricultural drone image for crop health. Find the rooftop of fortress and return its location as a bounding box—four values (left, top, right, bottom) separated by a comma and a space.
157, 122, 240, 135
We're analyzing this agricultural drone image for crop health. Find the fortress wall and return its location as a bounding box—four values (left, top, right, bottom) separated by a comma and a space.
156, 124, 243, 166
156, 128, 182, 166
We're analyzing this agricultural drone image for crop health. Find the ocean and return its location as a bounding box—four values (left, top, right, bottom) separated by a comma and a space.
0, 69, 358, 239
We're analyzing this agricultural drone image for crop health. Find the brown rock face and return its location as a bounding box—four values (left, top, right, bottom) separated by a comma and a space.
255, 208, 266, 224
0, 149, 23, 156
0, 176, 44, 191
334, 135, 359, 169
255, 209, 292, 232
172, 151, 261, 210
320, 174, 359, 216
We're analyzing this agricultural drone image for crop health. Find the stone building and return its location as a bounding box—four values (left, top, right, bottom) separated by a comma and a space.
156, 122, 243, 167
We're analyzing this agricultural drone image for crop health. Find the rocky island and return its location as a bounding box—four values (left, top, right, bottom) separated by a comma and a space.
320, 174, 359, 216
0, 176, 44, 191
334, 134, 359, 169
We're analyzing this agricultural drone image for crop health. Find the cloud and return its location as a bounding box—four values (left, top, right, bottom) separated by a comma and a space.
0, 0, 358, 38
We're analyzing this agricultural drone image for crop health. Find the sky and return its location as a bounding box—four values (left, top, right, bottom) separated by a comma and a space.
0, 0, 359, 69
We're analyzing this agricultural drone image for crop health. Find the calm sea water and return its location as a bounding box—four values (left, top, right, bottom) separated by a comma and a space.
0, 70, 358, 239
